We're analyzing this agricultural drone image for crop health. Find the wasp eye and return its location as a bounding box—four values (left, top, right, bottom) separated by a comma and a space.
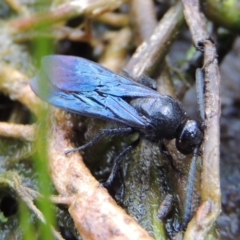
175, 120, 203, 155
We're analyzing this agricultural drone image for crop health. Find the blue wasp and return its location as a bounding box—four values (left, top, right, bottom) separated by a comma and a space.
30, 55, 204, 230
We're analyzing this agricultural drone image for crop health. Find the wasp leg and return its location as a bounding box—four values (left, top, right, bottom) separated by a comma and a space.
159, 143, 183, 175
122, 69, 157, 90
65, 127, 133, 155
103, 138, 140, 188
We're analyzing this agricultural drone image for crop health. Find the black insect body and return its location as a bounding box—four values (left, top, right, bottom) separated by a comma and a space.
30, 55, 204, 231
130, 96, 185, 140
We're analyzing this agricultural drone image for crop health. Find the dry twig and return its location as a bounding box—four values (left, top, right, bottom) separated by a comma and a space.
47, 109, 153, 240
0, 122, 35, 141
126, 2, 184, 78
181, 0, 221, 238
9, 0, 127, 32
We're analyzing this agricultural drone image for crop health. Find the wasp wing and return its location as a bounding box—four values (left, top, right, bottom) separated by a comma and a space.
30, 55, 160, 128
41, 55, 160, 98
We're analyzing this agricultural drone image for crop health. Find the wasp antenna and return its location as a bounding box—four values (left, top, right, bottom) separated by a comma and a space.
196, 68, 205, 122
181, 147, 199, 230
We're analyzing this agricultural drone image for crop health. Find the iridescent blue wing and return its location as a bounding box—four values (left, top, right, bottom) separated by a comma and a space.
30, 55, 160, 128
